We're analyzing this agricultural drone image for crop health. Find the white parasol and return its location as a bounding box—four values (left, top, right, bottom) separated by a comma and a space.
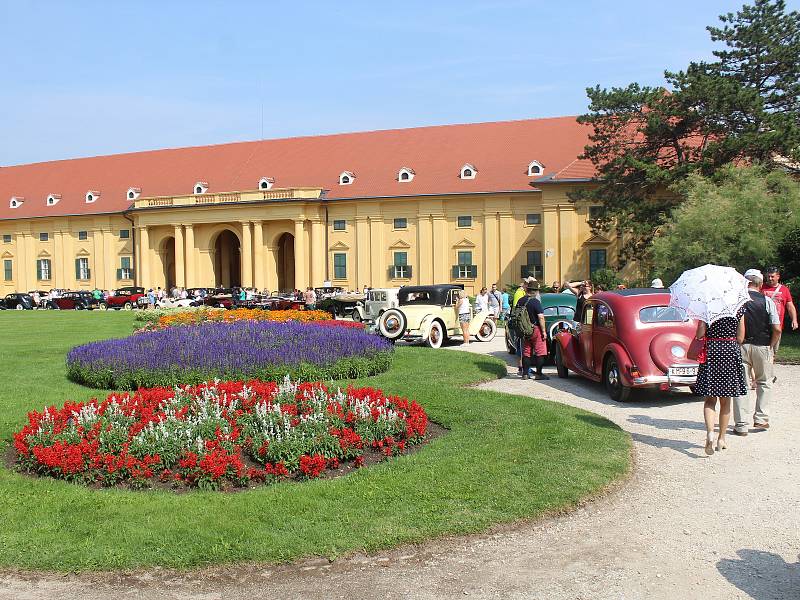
668, 264, 750, 325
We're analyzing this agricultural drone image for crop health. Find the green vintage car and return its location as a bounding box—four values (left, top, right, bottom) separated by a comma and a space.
505, 292, 578, 356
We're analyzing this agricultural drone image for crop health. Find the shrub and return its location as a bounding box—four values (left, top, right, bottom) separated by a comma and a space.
67, 320, 392, 389
13, 378, 428, 490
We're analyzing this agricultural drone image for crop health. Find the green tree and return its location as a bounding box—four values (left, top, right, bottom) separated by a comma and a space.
651, 166, 800, 284
575, 0, 800, 262
777, 226, 800, 278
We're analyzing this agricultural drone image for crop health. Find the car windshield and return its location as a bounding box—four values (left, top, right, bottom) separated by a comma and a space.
639, 306, 688, 323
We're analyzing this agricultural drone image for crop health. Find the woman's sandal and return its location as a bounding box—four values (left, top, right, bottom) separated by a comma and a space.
705, 439, 715, 456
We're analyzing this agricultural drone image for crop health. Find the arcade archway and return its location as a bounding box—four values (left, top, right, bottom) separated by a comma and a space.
213, 230, 241, 288
276, 232, 295, 292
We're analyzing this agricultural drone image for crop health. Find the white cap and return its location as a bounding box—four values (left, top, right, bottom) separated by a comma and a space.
744, 268, 763, 282
651, 278, 664, 288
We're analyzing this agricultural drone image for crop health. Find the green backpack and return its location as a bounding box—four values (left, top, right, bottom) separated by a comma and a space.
509, 297, 534, 337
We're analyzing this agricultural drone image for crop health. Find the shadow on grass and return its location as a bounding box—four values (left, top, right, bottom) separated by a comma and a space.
717, 549, 799, 599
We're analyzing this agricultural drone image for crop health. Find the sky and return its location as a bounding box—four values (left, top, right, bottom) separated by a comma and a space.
1, 0, 797, 166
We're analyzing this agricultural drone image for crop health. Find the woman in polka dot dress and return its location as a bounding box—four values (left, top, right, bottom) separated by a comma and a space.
693, 306, 747, 456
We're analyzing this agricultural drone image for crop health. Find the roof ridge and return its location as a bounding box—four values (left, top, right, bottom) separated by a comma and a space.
0, 115, 581, 170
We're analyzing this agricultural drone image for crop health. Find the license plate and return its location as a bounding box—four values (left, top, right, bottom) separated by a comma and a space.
669, 366, 698, 377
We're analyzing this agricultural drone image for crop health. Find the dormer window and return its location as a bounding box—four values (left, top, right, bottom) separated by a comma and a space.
398, 167, 415, 182
258, 177, 274, 190
127, 187, 141, 200
339, 171, 355, 185
460, 164, 477, 180
527, 161, 544, 177
46, 194, 61, 206
194, 181, 209, 195
9, 196, 24, 209
85, 190, 100, 204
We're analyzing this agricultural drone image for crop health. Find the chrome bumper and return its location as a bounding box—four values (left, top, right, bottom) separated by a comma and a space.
632, 375, 696, 386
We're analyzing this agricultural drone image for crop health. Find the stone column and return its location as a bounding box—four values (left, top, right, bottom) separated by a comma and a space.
310, 219, 325, 287
138, 226, 151, 288
184, 224, 195, 287
241, 222, 253, 287
253, 221, 265, 290
432, 215, 447, 282
173, 225, 185, 288
265, 245, 277, 293
293, 219, 307, 290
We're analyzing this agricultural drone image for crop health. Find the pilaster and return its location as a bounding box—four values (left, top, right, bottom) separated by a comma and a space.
184, 224, 195, 287
293, 219, 307, 289
310, 219, 325, 287
173, 225, 185, 288
138, 226, 151, 288
253, 221, 265, 290
240, 221, 253, 287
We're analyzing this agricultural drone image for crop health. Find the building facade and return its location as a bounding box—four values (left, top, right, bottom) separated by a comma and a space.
0, 116, 625, 295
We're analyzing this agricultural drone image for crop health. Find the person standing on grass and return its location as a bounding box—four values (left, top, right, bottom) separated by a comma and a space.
520, 281, 549, 381
734, 270, 781, 436
455, 290, 472, 345
693, 304, 747, 456
762, 266, 798, 351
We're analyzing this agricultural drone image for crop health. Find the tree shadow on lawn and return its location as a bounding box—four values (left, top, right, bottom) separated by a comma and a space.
717, 549, 799, 599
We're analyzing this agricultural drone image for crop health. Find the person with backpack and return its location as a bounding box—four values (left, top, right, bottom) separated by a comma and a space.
510, 277, 536, 374
509, 281, 548, 379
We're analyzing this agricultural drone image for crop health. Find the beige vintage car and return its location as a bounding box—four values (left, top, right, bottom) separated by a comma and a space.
377, 284, 497, 348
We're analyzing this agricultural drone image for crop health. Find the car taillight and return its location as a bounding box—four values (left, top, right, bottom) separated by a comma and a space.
628, 365, 641, 379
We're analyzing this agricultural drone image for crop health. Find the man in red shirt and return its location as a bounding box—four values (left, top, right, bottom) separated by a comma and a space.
762, 266, 798, 350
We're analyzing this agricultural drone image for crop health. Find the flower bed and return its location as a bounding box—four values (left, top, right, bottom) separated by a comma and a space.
153, 308, 333, 329
13, 379, 428, 490
67, 320, 392, 389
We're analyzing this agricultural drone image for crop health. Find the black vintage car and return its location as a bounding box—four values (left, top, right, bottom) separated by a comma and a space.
1, 293, 35, 310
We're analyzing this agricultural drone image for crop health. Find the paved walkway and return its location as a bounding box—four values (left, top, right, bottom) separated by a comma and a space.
2, 335, 798, 599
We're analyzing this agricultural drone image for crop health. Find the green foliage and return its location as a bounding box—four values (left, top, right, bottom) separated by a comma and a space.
576, 0, 800, 262
589, 268, 622, 291
651, 166, 800, 283
0, 311, 629, 570
777, 227, 800, 278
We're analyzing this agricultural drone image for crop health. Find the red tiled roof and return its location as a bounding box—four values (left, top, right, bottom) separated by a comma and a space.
0, 116, 595, 221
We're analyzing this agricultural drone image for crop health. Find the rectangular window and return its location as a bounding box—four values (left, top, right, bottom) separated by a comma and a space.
393, 217, 407, 230
3, 259, 11, 281
526, 213, 542, 225
457, 215, 472, 228
454, 251, 477, 279
392, 251, 411, 279
118, 256, 133, 280
78, 231, 88, 241
76, 257, 90, 280
589, 249, 607, 274
333, 220, 346, 231
37, 258, 51, 281
333, 253, 347, 279
588, 206, 603, 220
2, 234, 11, 243
119, 229, 130, 239
521, 250, 543, 280
39, 232, 49, 242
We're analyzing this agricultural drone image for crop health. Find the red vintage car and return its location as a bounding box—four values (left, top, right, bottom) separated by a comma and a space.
554, 289, 699, 401
103, 287, 146, 310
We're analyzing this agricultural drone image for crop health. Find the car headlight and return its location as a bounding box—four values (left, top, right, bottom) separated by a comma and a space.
671, 345, 686, 358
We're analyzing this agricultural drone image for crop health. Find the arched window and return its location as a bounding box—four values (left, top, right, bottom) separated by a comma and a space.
460, 163, 477, 179
527, 161, 544, 177
9, 196, 24, 209
194, 181, 209, 195
85, 190, 100, 204
339, 171, 355, 185
398, 167, 415, 182
46, 194, 61, 206
259, 177, 274, 190
127, 187, 141, 200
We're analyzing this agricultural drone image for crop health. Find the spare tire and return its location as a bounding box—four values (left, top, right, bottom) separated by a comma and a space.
379, 309, 407, 340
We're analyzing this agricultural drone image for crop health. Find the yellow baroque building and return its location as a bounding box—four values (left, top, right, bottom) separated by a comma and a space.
0, 116, 624, 295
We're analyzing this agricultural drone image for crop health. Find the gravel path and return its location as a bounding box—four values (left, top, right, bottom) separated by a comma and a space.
2, 335, 798, 599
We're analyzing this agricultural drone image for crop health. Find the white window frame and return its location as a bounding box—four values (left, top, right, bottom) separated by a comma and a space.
85, 190, 100, 204
9, 196, 24, 209
37, 258, 51, 281
527, 160, 544, 177
77, 257, 90, 280
398, 167, 415, 182
46, 194, 61, 206
460, 163, 477, 179
258, 177, 274, 190
120, 256, 133, 280
127, 187, 141, 200
193, 181, 209, 195
338, 171, 355, 185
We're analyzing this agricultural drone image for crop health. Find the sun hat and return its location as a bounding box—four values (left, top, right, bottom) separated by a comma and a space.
526, 280, 541, 292
743, 268, 763, 282
651, 278, 664, 288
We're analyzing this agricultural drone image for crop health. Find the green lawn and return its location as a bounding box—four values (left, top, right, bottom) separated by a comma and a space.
776, 331, 800, 364
0, 312, 630, 571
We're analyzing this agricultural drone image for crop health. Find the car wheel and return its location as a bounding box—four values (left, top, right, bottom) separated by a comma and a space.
555, 345, 569, 379
75, 304, 84, 310
98, 302, 108, 311
378, 308, 406, 341
426, 320, 444, 349
352, 311, 362, 323
604, 355, 631, 402
123, 301, 133, 310
475, 318, 497, 342
15, 303, 23, 310
505, 329, 516, 354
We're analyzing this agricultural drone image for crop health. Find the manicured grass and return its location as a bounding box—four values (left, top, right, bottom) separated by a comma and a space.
0, 312, 630, 571
776, 331, 800, 364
